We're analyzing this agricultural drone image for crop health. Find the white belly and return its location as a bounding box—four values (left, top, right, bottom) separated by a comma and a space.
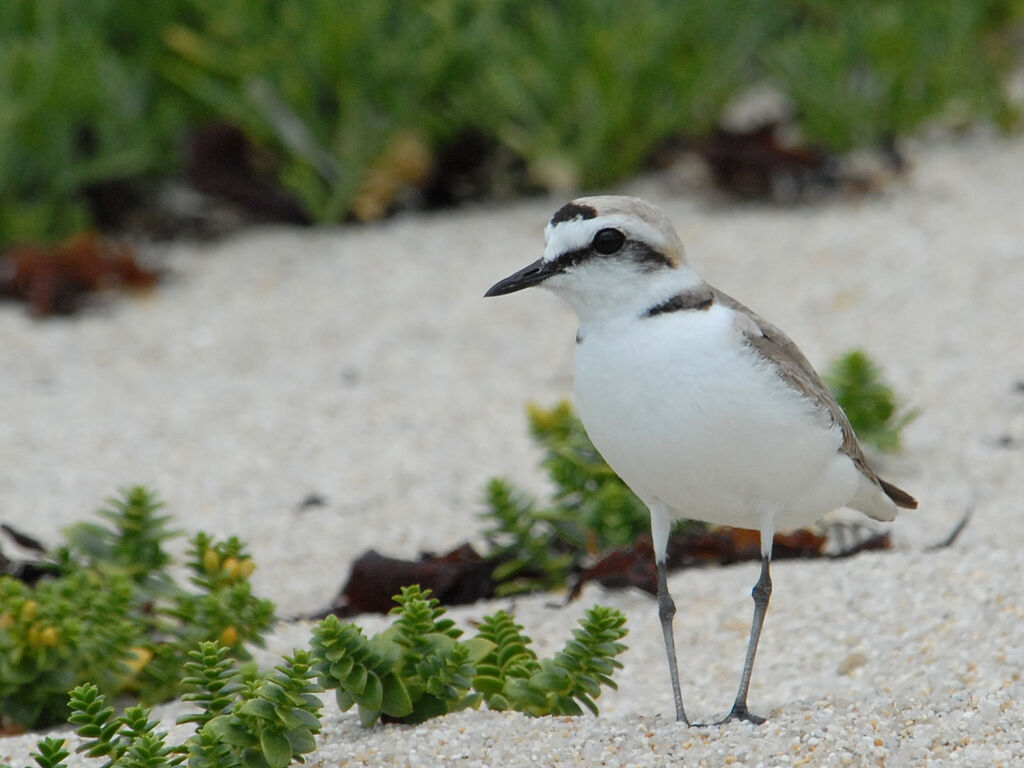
573, 307, 859, 531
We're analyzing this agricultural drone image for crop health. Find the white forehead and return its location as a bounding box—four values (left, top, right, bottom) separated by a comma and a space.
542, 197, 682, 262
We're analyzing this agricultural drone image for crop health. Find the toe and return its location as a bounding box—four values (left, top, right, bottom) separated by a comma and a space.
717, 704, 766, 726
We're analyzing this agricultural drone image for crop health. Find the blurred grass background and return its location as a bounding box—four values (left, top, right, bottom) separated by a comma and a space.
1, 0, 1022, 246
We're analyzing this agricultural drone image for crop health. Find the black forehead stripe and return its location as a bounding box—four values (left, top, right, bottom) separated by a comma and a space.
550, 202, 598, 225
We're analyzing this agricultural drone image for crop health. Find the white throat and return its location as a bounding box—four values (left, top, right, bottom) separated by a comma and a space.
543, 263, 706, 325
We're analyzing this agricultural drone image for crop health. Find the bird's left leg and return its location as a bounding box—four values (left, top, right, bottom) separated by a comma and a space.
719, 522, 775, 725
650, 503, 689, 725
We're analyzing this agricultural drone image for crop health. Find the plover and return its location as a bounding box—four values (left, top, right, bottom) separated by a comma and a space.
485, 196, 917, 725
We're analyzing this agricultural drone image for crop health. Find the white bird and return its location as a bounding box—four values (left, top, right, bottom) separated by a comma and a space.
485, 196, 917, 725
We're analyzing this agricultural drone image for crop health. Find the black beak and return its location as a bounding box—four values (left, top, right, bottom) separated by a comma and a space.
484, 258, 560, 297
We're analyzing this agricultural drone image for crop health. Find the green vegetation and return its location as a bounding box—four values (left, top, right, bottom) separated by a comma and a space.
5, 487, 627, 768
765, 1, 1021, 150
826, 348, 919, 452
0, 487, 274, 731
3, 0, 1022, 244
0, 1, 198, 244
312, 585, 627, 727
23, 590, 627, 767
26, 646, 322, 768
471, 606, 627, 717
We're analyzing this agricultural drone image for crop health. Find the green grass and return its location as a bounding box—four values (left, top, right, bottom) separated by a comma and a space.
766, 0, 1021, 149
0, 0, 198, 243
2, 0, 1022, 245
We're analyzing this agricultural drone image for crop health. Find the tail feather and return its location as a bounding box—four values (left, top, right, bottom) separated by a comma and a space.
879, 478, 918, 509
849, 474, 916, 522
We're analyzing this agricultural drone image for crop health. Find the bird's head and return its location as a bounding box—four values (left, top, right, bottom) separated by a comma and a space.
485, 196, 699, 321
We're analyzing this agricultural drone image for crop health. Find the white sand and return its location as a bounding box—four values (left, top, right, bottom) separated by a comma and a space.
2, 131, 1023, 766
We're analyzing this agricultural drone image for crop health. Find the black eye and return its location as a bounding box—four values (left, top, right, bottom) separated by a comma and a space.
591, 228, 625, 255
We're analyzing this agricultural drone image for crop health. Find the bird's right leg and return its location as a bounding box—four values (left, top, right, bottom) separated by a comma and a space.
656, 556, 688, 724
651, 504, 688, 725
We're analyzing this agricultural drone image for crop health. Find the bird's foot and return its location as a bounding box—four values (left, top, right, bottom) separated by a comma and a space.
714, 702, 766, 726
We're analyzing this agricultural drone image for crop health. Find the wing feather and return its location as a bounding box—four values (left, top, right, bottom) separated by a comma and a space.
713, 288, 917, 510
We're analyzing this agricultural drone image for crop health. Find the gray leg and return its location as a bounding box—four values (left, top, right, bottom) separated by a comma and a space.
657, 557, 689, 725
719, 556, 772, 725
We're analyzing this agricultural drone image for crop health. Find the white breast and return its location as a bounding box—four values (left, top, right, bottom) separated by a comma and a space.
573, 305, 859, 531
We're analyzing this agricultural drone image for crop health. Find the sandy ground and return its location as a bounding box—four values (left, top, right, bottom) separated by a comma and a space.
2, 131, 1023, 767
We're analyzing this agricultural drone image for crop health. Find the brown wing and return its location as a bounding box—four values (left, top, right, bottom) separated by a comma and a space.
712, 288, 917, 510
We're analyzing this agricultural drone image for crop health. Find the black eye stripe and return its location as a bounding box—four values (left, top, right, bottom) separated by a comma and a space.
549, 237, 675, 273
630, 241, 676, 270
549, 246, 592, 272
